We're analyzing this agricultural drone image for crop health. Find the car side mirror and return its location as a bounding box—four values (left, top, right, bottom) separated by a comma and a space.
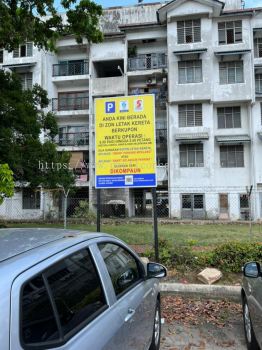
147, 262, 167, 279
243, 262, 261, 278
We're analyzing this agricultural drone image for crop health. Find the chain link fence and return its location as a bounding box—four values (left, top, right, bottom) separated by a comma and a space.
0, 187, 261, 225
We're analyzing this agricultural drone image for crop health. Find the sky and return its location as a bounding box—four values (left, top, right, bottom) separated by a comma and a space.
54, 0, 262, 10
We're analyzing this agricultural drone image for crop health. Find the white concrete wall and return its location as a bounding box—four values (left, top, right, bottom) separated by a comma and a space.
0, 191, 60, 221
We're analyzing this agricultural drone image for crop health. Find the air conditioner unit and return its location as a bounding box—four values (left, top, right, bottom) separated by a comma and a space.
146, 77, 156, 85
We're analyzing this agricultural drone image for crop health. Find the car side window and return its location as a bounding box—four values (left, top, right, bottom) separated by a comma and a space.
46, 249, 106, 337
21, 275, 59, 345
21, 249, 107, 347
98, 243, 142, 297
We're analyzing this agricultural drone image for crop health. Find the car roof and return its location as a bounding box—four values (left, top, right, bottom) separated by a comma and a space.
0, 228, 110, 266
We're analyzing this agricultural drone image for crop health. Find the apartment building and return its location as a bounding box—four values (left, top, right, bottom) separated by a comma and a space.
1, 0, 262, 221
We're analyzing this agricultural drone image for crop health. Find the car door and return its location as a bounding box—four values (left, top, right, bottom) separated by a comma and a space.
248, 276, 262, 346
97, 240, 157, 350
10, 242, 127, 350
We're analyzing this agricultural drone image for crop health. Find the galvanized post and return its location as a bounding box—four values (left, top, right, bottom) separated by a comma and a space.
152, 188, 159, 262
97, 189, 101, 232
64, 195, 67, 229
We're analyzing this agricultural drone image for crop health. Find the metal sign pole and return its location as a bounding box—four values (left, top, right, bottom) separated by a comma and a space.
152, 187, 159, 262
97, 189, 101, 232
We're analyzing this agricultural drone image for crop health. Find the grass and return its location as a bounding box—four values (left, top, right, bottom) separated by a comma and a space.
6, 222, 262, 248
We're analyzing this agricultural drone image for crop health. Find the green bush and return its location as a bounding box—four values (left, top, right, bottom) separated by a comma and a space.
208, 241, 262, 272
144, 238, 173, 266
73, 201, 96, 222
145, 238, 199, 268
146, 239, 262, 273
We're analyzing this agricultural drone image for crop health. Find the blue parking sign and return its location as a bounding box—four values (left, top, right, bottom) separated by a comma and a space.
105, 101, 115, 113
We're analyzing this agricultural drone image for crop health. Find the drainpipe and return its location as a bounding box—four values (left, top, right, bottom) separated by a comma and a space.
248, 15, 257, 221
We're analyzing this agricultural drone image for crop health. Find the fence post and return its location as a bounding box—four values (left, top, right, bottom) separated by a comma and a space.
42, 190, 46, 221
248, 186, 253, 240
63, 189, 70, 229
97, 189, 101, 232
152, 188, 159, 262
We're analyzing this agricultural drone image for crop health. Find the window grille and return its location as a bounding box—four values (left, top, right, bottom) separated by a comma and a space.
219, 61, 243, 84
177, 19, 201, 44
178, 60, 202, 84
220, 145, 244, 167
218, 21, 242, 45
180, 144, 204, 167
217, 107, 241, 129
179, 104, 202, 127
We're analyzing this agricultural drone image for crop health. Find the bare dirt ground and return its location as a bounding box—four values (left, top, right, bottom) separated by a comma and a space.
160, 296, 246, 350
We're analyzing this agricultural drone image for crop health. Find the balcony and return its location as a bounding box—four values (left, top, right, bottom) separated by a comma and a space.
92, 76, 125, 96
55, 132, 89, 147
52, 96, 89, 112
156, 129, 167, 145
53, 60, 89, 77
128, 53, 167, 72
155, 92, 167, 110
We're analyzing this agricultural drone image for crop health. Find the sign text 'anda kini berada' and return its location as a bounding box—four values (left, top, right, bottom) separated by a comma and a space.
95, 95, 157, 189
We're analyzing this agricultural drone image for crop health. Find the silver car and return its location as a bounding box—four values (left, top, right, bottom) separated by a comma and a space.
0, 228, 166, 350
242, 262, 262, 350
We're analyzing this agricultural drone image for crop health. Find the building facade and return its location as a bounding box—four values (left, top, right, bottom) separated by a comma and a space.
1, 0, 262, 221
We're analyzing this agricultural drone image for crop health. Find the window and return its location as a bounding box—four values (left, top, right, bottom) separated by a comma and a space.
219, 61, 243, 84
218, 21, 242, 44
179, 144, 204, 167
182, 194, 204, 209
22, 189, 40, 209
254, 38, 262, 58
178, 60, 202, 84
177, 19, 201, 44
179, 104, 202, 127
181, 194, 205, 219
13, 42, 33, 58
22, 275, 59, 345
19, 72, 33, 90
240, 194, 250, 220
98, 243, 142, 297
0, 50, 3, 63
220, 145, 244, 167
58, 91, 89, 111
255, 74, 262, 93
21, 250, 106, 346
46, 250, 106, 337
217, 107, 241, 129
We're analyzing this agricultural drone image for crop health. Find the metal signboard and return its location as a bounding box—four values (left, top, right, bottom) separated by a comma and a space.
95, 94, 156, 188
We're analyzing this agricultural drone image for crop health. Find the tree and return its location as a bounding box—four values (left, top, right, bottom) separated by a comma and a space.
0, 0, 103, 52
0, 164, 14, 205
0, 1, 103, 191
0, 70, 75, 189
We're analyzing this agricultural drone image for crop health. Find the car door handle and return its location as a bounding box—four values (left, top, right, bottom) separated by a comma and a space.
125, 308, 136, 322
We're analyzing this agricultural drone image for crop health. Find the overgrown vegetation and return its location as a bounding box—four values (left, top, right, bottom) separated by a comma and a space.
146, 238, 262, 273
72, 201, 96, 223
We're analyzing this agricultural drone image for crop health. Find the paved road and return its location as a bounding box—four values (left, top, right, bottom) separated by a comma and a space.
161, 319, 246, 350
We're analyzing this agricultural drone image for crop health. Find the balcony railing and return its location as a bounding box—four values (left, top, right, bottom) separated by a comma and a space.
156, 129, 167, 144
52, 97, 89, 111
155, 92, 167, 109
55, 132, 89, 146
52, 60, 89, 77
128, 53, 167, 71
129, 90, 167, 109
